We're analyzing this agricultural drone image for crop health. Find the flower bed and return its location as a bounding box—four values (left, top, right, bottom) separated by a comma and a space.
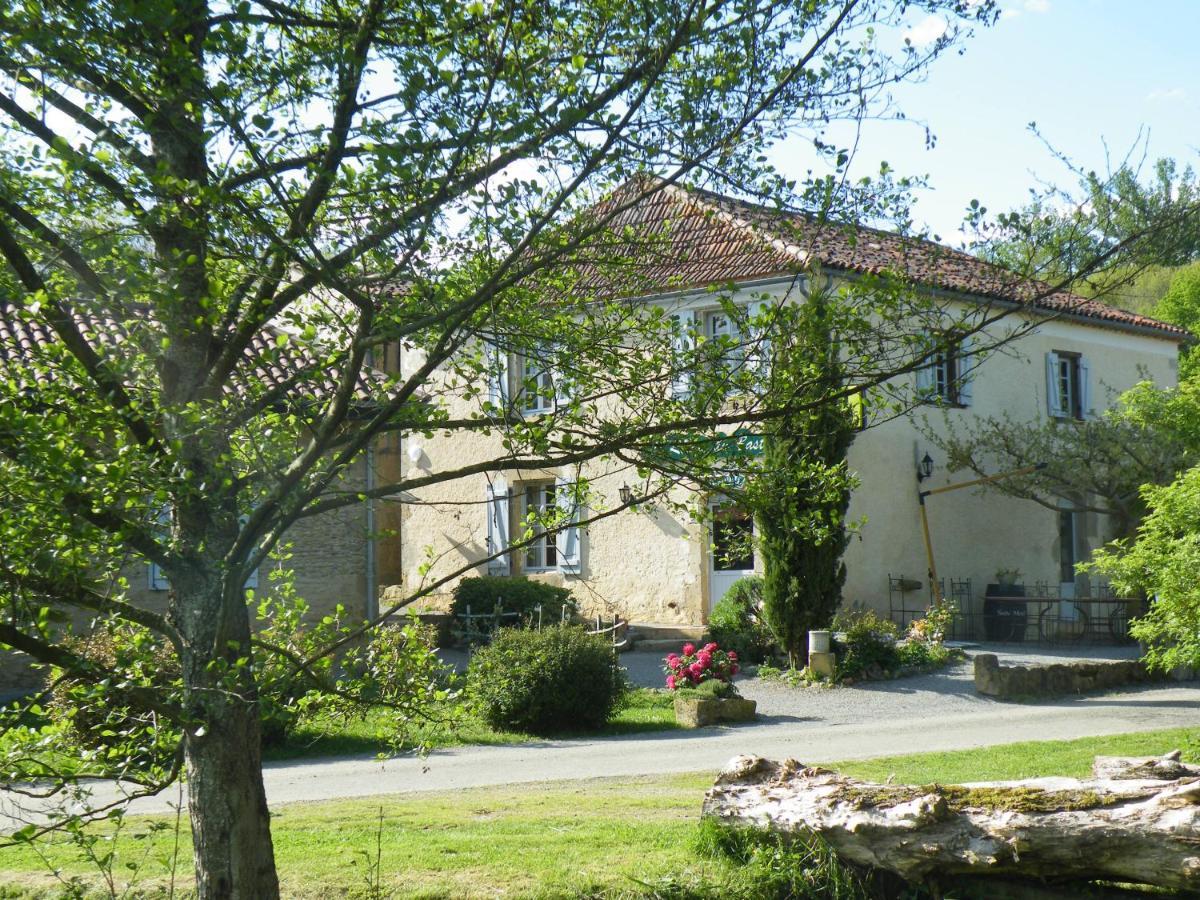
664, 642, 755, 728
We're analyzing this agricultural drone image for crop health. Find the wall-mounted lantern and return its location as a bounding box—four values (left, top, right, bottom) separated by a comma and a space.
916, 452, 934, 482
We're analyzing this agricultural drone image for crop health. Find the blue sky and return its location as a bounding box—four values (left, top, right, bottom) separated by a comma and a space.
772, 0, 1200, 243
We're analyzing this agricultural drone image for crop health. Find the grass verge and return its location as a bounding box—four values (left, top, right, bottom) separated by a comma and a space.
0, 727, 1194, 898
267, 687, 680, 761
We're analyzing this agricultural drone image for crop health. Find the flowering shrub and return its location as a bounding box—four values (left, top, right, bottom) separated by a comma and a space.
907, 600, 955, 645
663, 641, 739, 690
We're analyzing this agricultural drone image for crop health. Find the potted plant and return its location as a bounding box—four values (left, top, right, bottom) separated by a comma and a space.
664, 642, 756, 727
994, 567, 1023, 588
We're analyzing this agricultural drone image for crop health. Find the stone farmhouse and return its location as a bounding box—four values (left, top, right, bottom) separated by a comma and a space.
0, 181, 1187, 693
388, 182, 1186, 636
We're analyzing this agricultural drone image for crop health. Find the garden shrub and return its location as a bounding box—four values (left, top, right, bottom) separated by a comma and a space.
707, 576, 775, 663
831, 608, 900, 681
450, 576, 577, 633
896, 639, 951, 669
467, 625, 627, 734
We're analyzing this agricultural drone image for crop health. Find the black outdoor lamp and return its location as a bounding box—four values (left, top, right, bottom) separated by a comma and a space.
916, 453, 934, 482
619, 483, 634, 505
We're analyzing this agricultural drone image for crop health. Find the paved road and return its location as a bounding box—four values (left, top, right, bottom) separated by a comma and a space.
7, 650, 1196, 825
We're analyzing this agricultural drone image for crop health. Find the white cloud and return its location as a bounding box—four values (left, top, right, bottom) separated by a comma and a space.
1147, 87, 1187, 103
998, 0, 1049, 18
903, 15, 948, 46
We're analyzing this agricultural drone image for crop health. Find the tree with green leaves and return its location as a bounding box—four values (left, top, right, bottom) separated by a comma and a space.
982, 154, 1200, 304
751, 280, 858, 668
1088, 467, 1200, 673
928, 382, 1197, 545
0, 0, 1003, 894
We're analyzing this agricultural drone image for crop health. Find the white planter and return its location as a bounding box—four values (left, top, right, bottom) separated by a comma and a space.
808, 630, 832, 654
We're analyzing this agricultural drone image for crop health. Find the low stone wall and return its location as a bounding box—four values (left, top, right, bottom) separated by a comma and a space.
973, 653, 1164, 699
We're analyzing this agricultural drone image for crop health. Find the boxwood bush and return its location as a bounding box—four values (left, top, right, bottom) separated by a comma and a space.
451, 576, 577, 629
467, 625, 627, 734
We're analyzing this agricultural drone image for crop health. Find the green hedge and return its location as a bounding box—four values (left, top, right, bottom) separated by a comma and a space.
450, 576, 577, 628
467, 625, 627, 734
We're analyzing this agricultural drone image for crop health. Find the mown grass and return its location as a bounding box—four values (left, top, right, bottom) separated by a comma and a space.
267, 687, 680, 760
0, 727, 1194, 898
835, 726, 1199, 784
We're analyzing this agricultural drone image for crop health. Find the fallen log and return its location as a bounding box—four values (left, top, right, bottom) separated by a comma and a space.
702, 753, 1200, 895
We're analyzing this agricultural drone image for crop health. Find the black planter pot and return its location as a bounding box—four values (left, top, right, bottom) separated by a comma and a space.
983, 583, 1027, 642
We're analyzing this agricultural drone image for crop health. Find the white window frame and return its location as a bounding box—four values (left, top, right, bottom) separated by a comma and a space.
522, 482, 558, 572
1047, 350, 1088, 420
918, 332, 972, 406
705, 307, 745, 372
522, 350, 555, 415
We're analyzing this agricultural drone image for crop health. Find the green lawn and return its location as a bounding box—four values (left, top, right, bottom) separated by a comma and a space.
268, 687, 680, 760
0, 727, 1194, 898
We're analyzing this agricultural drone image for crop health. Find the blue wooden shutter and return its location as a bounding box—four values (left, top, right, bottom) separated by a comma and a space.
486, 478, 511, 575
555, 476, 582, 576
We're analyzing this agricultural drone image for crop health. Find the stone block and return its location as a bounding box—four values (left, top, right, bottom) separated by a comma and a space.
973, 654, 1001, 696
674, 696, 757, 728
808, 651, 836, 678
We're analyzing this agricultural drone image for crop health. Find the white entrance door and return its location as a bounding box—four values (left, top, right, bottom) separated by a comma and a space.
709, 502, 755, 611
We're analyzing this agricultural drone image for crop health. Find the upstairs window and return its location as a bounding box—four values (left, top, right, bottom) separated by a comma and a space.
705, 309, 745, 373
916, 333, 973, 406
522, 351, 555, 415
1046, 351, 1089, 420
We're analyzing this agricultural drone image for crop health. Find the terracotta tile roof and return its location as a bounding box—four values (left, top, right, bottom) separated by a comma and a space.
575, 179, 1188, 341
0, 302, 382, 402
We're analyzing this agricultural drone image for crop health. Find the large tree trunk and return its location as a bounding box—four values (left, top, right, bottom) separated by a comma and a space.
703, 754, 1200, 896
184, 695, 280, 898
177, 579, 281, 899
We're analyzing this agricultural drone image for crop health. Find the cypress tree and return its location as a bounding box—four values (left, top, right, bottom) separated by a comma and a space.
754, 291, 857, 668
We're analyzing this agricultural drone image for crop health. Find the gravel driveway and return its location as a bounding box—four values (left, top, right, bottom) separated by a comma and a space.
619, 641, 1148, 722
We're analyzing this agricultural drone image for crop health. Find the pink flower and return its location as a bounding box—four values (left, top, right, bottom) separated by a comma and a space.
727, 651, 738, 661
704, 642, 718, 652
682, 643, 695, 656
697, 651, 712, 667
666, 675, 676, 690
688, 662, 703, 678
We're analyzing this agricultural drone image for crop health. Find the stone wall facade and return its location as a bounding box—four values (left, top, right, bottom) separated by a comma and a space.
0, 455, 376, 692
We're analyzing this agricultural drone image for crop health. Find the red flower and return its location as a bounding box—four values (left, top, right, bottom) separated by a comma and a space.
681, 643, 695, 656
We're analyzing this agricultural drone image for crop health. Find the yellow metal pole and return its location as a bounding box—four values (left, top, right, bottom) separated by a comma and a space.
918, 493, 943, 605
917, 462, 1044, 609
921, 463, 1045, 498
